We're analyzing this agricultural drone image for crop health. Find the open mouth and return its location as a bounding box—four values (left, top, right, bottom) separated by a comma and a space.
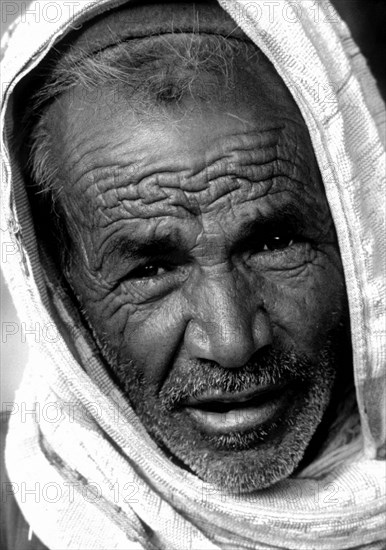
187, 389, 279, 412
182, 385, 292, 434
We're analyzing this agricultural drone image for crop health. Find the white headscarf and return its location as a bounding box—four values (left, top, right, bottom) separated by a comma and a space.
1, 1, 385, 548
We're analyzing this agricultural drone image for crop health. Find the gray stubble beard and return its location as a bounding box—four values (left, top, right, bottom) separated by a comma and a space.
101, 342, 339, 493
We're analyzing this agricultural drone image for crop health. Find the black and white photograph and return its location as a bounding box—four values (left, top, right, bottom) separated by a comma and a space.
1, 1, 385, 549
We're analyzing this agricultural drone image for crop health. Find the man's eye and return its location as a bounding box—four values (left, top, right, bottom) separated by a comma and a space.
263, 235, 295, 251
128, 263, 168, 279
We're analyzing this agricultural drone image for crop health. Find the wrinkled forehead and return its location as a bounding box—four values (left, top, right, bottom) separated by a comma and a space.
47, 30, 315, 192
26, 0, 324, 232
47, 56, 322, 239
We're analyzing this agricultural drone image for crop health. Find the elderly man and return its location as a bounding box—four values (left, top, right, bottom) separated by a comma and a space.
1, 1, 385, 549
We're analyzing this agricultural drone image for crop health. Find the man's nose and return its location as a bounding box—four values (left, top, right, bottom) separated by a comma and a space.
183, 273, 272, 368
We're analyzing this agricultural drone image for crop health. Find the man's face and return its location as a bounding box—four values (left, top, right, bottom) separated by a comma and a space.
47, 47, 348, 492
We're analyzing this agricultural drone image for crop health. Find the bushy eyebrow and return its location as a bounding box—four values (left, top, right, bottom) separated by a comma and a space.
236, 203, 308, 238
99, 201, 308, 270
100, 232, 189, 269
232, 202, 307, 252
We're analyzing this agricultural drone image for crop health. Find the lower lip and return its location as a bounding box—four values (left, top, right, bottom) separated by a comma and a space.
184, 393, 289, 434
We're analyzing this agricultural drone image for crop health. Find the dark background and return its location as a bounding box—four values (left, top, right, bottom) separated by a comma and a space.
333, 0, 386, 98
1, 0, 385, 404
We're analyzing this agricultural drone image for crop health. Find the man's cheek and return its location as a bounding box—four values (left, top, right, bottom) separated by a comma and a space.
67, 273, 140, 348
264, 271, 345, 350
94, 293, 188, 382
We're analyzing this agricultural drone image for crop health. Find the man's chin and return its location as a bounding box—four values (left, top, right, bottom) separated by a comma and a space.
186, 439, 300, 493
100, 343, 341, 493
146, 391, 332, 494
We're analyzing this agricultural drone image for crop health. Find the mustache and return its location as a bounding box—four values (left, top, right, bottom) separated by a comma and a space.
160, 346, 334, 412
